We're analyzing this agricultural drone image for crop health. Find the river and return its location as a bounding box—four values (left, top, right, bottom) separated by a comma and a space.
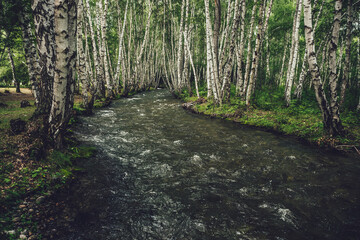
55, 90, 359, 239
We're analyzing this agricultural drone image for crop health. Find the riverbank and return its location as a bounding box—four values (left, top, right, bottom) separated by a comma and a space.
0, 87, 155, 239
181, 94, 360, 154
0, 88, 101, 239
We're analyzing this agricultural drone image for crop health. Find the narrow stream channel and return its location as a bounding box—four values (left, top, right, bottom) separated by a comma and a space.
57, 90, 359, 239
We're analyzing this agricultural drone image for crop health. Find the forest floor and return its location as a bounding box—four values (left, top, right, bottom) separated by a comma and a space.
181, 93, 360, 155
0, 88, 96, 239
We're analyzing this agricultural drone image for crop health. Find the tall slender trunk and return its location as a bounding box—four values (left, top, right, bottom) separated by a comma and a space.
265, 36, 270, 81
220, 0, 241, 102
339, 0, 352, 107
204, 0, 220, 102
7, 48, 20, 93
114, 0, 129, 88
295, 0, 325, 99
184, 32, 200, 98
85, 0, 100, 98
303, 0, 343, 136
19, 11, 40, 104
95, 1, 105, 97
32, 0, 55, 115
182, 0, 191, 95
213, 0, 221, 82
253, 0, 274, 89
50, 0, 77, 149
241, 0, 258, 99
77, 0, 89, 112
285, 0, 303, 106
278, 34, 289, 85
176, 0, 185, 91
327, 0, 343, 135
235, 0, 246, 96
246, 0, 265, 106
133, 2, 152, 90
99, 0, 112, 98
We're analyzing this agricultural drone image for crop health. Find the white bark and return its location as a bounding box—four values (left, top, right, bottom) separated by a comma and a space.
50, 0, 76, 148
246, 0, 265, 106
327, 0, 343, 133
19, 12, 40, 104
7, 48, 20, 93
177, 0, 185, 91
242, 0, 258, 99
32, 0, 55, 114
235, 0, 246, 95
340, 0, 352, 107
204, 0, 219, 102
285, 0, 303, 106
114, 0, 129, 87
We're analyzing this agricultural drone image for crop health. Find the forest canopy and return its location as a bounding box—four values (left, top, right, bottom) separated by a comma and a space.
0, 0, 359, 147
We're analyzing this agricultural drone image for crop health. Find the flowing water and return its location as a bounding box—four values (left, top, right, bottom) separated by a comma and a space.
61, 90, 359, 239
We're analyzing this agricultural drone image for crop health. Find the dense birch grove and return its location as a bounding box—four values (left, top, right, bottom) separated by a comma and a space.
0, 0, 360, 146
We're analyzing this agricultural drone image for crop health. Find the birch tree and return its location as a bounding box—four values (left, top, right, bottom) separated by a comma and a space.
49, 0, 77, 148
303, 0, 343, 136
339, 0, 352, 107
7, 47, 20, 93
32, 0, 55, 115
19, 10, 40, 105
241, 0, 258, 99
285, 0, 302, 106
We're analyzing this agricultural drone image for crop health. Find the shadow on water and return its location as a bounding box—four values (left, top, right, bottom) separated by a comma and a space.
52, 90, 359, 240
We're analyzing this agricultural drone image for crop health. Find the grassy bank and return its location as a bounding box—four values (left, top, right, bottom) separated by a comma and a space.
181, 86, 360, 152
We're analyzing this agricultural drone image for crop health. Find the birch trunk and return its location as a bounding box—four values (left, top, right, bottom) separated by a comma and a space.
95, 1, 105, 97
241, 0, 258, 99
295, 0, 324, 98
32, 0, 55, 115
235, 0, 246, 96
182, 0, 191, 95
221, 0, 241, 102
133, 3, 152, 90
303, 0, 343, 136
327, 0, 343, 135
204, 0, 219, 102
19, 11, 40, 105
285, 0, 303, 106
278, 34, 289, 85
184, 32, 200, 98
246, 0, 265, 106
177, 0, 185, 91
7, 48, 20, 93
77, 0, 90, 112
253, 0, 274, 89
339, 0, 352, 107
99, 0, 112, 98
85, 0, 100, 98
50, 0, 77, 149
114, 0, 129, 88
285, 0, 300, 88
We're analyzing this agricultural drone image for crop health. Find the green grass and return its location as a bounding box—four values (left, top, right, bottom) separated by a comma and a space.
183, 85, 360, 148
0, 101, 36, 129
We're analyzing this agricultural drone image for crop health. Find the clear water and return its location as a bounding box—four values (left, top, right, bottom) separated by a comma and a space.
61, 90, 359, 239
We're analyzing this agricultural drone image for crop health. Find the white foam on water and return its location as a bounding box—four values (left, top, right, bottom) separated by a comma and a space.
174, 140, 183, 145
140, 150, 151, 156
